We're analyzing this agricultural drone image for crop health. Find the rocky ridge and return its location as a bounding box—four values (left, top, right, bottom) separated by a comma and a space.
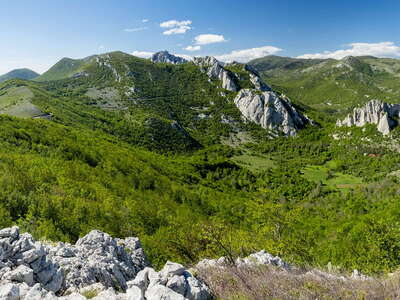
151, 51, 188, 65
191, 56, 312, 136
337, 99, 400, 135
193, 56, 238, 92
234, 64, 311, 136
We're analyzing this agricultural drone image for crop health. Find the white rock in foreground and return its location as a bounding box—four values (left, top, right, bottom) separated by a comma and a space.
0, 227, 211, 299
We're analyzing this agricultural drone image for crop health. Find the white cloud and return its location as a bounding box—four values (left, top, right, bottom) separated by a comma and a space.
160, 20, 191, 28
216, 45, 282, 62
163, 26, 191, 35
160, 20, 192, 35
298, 42, 400, 59
124, 27, 148, 32
131, 51, 154, 58
185, 45, 201, 52
142, 19, 149, 23
194, 34, 226, 45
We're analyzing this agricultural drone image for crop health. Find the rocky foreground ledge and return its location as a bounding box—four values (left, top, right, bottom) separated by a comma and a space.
0, 226, 211, 299
0, 227, 291, 300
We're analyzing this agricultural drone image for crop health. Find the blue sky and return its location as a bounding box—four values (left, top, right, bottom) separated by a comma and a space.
1, 0, 399, 74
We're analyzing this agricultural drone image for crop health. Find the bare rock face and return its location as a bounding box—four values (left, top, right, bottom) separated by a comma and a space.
244, 64, 272, 92
0, 227, 212, 300
48, 230, 149, 293
210, 60, 311, 136
234, 89, 310, 136
151, 51, 188, 65
193, 56, 238, 92
128, 262, 210, 300
337, 99, 400, 135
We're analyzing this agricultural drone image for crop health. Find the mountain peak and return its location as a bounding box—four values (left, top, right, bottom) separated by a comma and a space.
0, 68, 39, 83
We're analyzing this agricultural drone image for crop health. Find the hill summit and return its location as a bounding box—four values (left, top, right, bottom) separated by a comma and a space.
0, 68, 39, 82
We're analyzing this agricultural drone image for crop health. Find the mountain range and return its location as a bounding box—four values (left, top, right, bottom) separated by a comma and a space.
1, 50, 400, 299
249, 55, 400, 116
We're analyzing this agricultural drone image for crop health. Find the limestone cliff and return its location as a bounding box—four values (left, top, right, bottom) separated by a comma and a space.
193, 56, 238, 92
234, 89, 310, 136
337, 99, 400, 135
151, 51, 188, 65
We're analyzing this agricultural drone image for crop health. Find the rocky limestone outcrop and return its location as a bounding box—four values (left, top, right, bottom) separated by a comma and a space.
150, 53, 311, 136
48, 230, 148, 292
127, 262, 210, 300
195, 57, 312, 136
337, 99, 400, 135
244, 64, 271, 92
193, 56, 238, 92
234, 89, 311, 136
0, 226, 211, 300
197, 250, 290, 271
151, 51, 188, 65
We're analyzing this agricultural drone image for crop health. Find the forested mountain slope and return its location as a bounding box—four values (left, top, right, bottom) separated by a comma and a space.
0, 51, 400, 277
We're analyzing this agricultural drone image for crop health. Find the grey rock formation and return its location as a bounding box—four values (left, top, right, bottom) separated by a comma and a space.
128, 262, 210, 300
0, 227, 211, 300
195, 58, 311, 136
0, 226, 63, 293
151, 51, 188, 65
0, 282, 20, 300
48, 230, 149, 292
197, 249, 290, 271
337, 99, 400, 135
234, 89, 310, 136
244, 64, 271, 92
193, 56, 238, 92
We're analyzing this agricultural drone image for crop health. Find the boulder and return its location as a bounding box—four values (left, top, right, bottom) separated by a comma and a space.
160, 262, 186, 279
197, 249, 290, 272
244, 250, 290, 270
2, 265, 34, 286
145, 284, 186, 300
0, 283, 19, 300
20, 283, 57, 300
126, 285, 144, 300
166, 275, 187, 295
0, 227, 19, 240
185, 275, 210, 300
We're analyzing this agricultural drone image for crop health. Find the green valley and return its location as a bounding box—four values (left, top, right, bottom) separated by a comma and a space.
0, 51, 400, 277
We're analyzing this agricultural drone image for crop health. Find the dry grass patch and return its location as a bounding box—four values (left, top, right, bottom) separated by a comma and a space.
198, 265, 400, 300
